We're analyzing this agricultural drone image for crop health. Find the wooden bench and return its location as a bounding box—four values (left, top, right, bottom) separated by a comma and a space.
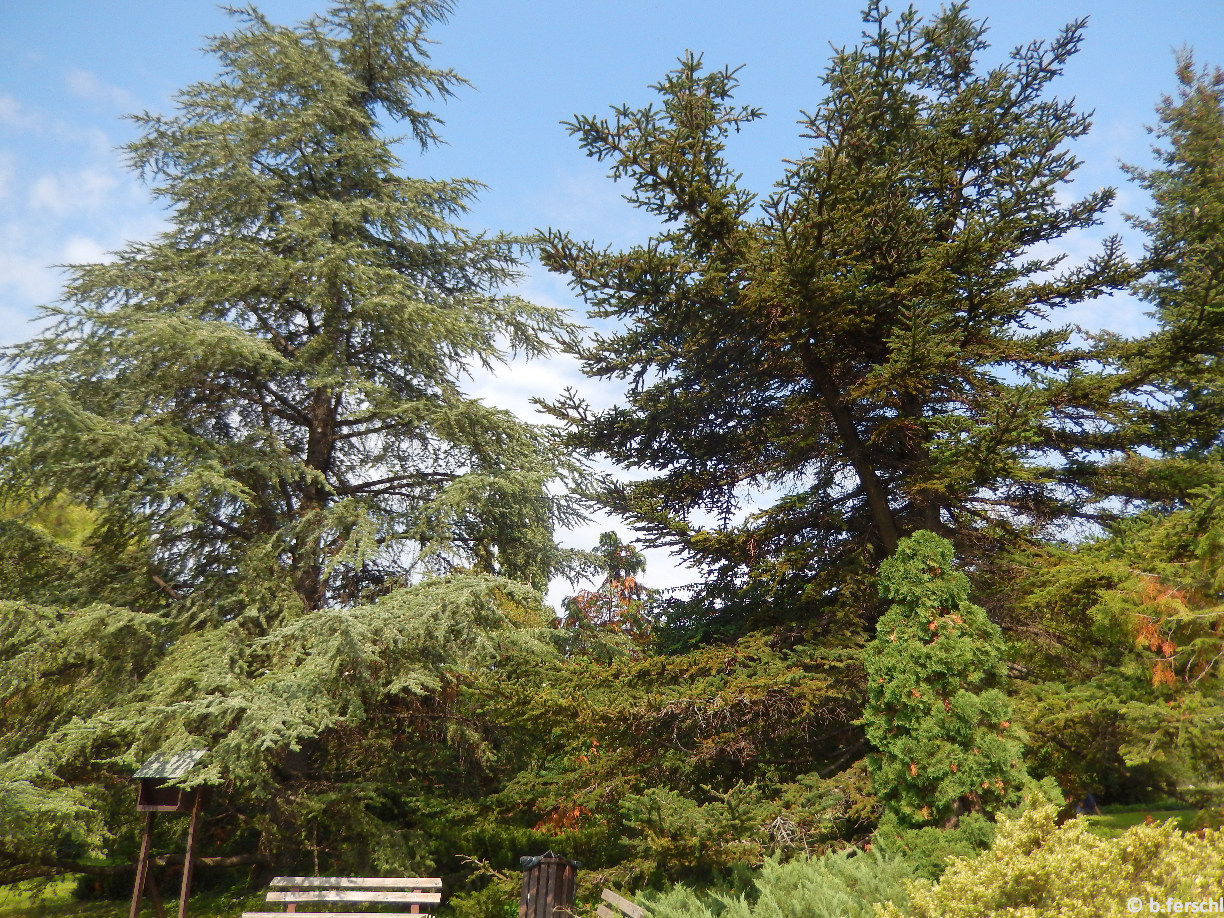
597, 888, 646, 918
241, 876, 442, 917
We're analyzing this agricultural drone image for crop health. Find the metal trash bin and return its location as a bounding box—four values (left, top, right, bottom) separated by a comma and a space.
519, 851, 580, 918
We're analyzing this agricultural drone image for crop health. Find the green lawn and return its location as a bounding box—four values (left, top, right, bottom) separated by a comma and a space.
0, 879, 82, 916
1083, 805, 1204, 839
0, 881, 260, 918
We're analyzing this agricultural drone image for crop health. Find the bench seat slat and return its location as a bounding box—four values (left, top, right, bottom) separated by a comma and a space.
269, 876, 442, 890
243, 912, 433, 918
267, 890, 440, 905
602, 888, 646, 918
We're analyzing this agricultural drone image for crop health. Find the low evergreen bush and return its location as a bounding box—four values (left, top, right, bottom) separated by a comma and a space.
878, 803, 1224, 918
642, 845, 912, 918
872, 811, 995, 880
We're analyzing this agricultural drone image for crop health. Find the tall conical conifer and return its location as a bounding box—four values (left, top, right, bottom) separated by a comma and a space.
1, 0, 574, 620
863, 531, 1027, 827
0, 0, 579, 881
1121, 55, 1224, 458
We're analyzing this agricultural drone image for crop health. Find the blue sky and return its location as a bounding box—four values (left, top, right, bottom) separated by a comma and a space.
2, 0, 1223, 599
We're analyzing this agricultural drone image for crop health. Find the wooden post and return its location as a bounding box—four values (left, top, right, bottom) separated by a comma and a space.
177, 790, 203, 918
147, 870, 167, 918
131, 751, 207, 918
130, 812, 155, 918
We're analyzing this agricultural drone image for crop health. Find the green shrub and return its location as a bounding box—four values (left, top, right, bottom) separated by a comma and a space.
441, 877, 519, 918
618, 784, 771, 885
872, 811, 995, 881
642, 846, 912, 918
863, 532, 1030, 827
878, 803, 1224, 918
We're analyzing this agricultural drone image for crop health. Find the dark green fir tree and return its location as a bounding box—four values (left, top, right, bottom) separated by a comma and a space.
1124, 55, 1224, 456
542, 2, 1129, 625
1004, 57, 1224, 804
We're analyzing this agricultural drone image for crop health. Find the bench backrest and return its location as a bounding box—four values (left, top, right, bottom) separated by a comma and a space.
262, 877, 442, 913
597, 888, 646, 918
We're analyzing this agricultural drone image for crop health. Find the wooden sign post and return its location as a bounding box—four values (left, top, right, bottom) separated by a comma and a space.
130, 750, 207, 918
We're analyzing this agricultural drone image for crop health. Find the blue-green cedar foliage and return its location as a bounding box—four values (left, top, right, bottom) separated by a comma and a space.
642, 845, 912, 918
0, 0, 578, 617
0, 576, 559, 880
0, 0, 579, 883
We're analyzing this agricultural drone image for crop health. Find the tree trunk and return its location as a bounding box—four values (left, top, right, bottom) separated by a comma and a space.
295, 385, 338, 610
801, 348, 900, 555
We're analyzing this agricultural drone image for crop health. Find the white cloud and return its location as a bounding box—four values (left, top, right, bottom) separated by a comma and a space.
0, 89, 119, 157
0, 303, 46, 348
60, 234, 112, 266
0, 93, 42, 132
28, 167, 120, 216
467, 350, 590, 420
0, 153, 13, 201
64, 68, 139, 112
539, 163, 664, 248
0, 243, 64, 306
1064, 290, 1153, 340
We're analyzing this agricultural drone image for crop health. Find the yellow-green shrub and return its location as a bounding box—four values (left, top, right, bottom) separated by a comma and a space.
877, 803, 1224, 918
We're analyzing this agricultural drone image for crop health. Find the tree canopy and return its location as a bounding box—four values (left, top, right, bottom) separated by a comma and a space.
542, 2, 1130, 623
1117, 55, 1224, 461
1, 1, 1223, 913
0, 0, 577, 621
0, 0, 580, 886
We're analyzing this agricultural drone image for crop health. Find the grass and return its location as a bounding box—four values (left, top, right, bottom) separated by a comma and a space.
1082, 803, 1205, 839
0, 880, 262, 918
0, 879, 87, 916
